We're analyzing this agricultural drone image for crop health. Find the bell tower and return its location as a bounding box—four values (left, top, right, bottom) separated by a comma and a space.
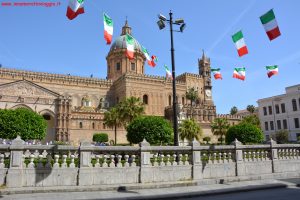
199, 51, 213, 104
106, 21, 146, 81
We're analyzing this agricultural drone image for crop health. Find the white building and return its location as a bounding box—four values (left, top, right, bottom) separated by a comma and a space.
257, 84, 300, 141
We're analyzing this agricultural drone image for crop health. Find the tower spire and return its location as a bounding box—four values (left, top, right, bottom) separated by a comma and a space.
121, 18, 132, 36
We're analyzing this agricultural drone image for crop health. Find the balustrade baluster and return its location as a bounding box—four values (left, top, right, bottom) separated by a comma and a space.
61, 155, 67, 168
160, 154, 165, 166
28, 154, 35, 168
70, 155, 75, 168
131, 155, 136, 167
53, 155, 59, 168
110, 155, 115, 167
117, 155, 122, 167
102, 155, 108, 167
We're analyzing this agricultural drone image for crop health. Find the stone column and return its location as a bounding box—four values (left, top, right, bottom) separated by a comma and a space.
268, 139, 278, 173
232, 139, 245, 176
78, 140, 93, 186
6, 136, 25, 187
139, 139, 151, 183
191, 139, 203, 180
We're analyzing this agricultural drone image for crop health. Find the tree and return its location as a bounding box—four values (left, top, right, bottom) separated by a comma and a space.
273, 130, 289, 144
92, 133, 108, 143
103, 107, 122, 145
186, 87, 198, 118
225, 123, 264, 144
0, 108, 47, 140
230, 106, 238, 115
126, 116, 173, 145
118, 97, 144, 125
178, 118, 203, 142
246, 105, 256, 114
240, 115, 261, 129
211, 118, 230, 144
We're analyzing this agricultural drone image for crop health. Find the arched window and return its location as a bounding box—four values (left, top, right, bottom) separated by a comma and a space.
92, 122, 95, 129
79, 122, 83, 129
182, 97, 185, 105
168, 95, 172, 106
143, 95, 148, 105
82, 96, 91, 107
292, 99, 297, 111
116, 97, 119, 104
103, 123, 106, 129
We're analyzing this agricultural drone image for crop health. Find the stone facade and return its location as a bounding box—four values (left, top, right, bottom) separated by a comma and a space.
257, 84, 300, 141
0, 21, 216, 145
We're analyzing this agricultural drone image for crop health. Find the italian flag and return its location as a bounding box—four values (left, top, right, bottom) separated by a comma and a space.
125, 34, 134, 60
142, 46, 156, 67
260, 9, 281, 41
164, 65, 173, 79
103, 13, 113, 45
66, 0, 84, 20
266, 65, 278, 78
232, 31, 248, 57
233, 68, 246, 81
211, 68, 222, 80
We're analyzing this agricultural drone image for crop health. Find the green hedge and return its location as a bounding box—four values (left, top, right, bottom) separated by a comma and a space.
93, 133, 109, 143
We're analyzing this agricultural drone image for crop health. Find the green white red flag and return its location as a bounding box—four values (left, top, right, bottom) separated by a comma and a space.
164, 65, 172, 79
125, 34, 134, 60
260, 9, 281, 41
233, 67, 246, 81
103, 13, 113, 45
211, 68, 222, 80
66, 0, 84, 20
142, 46, 156, 67
266, 65, 278, 78
232, 31, 248, 57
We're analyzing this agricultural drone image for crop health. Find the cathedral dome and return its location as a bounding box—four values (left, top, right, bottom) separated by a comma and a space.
109, 35, 143, 52
109, 20, 143, 53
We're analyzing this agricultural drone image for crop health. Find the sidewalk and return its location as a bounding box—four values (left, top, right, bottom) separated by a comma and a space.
0, 178, 299, 200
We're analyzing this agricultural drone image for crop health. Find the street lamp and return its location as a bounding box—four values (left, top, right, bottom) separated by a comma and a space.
157, 11, 186, 146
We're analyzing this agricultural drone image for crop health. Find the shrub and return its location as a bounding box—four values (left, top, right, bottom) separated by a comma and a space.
92, 133, 109, 143
126, 116, 173, 145
0, 108, 47, 140
274, 130, 289, 144
225, 123, 264, 144
203, 136, 211, 144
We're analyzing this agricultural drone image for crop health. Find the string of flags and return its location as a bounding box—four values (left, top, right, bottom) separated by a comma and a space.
211, 9, 281, 81
65, 1, 282, 81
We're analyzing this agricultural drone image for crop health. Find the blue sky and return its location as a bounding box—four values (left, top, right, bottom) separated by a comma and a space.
1, 0, 300, 114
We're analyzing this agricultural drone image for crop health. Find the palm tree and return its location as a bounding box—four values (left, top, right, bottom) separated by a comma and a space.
178, 118, 203, 142
186, 87, 198, 118
118, 97, 144, 125
230, 106, 238, 115
211, 118, 230, 144
246, 105, 256, 114
103, 107, 122, 145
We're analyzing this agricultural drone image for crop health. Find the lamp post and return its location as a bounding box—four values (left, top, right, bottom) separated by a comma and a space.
157, 11, 186, 146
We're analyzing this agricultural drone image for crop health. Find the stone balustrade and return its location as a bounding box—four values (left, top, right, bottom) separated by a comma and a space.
0, 137, 299, 188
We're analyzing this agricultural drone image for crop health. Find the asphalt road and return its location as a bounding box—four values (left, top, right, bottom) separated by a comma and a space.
176, 187, 300, 200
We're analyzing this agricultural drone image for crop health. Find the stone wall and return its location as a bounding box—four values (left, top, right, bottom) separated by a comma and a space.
0, 137, 299, 188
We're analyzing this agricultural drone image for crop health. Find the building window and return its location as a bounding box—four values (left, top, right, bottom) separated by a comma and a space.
116, 97, 119, 103
281, 103, 286, 113
263, 107, 267, 116
268, 106, 272, 115
182, 97, 185, 105
131, 62, 135, 71
270, 121, 274, 130
79, 122, 83, 129
294, 118, 300, 128
116, 62, 121, 71
275, 104, 280, 114
168, 95, 171, 106
92, 122, 95, 129
292, 99, 297, 111
265, 135, 270, 141
277, 120, 281, 130
264, 122, 269, 131
82, 96, 92, 107
143, 94, 148, 105
283, 119, 287, 129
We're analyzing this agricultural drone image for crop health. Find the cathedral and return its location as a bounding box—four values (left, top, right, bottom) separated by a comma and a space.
0, 21, 216, 145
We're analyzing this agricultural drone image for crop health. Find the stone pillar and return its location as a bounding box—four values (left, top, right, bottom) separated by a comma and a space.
191, 139, 203, 180
139, 139, 151, 183
232, 139, 245, 176
268, 139, 278, 173
6, 136, 25, 187
78, 140, 93, 186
